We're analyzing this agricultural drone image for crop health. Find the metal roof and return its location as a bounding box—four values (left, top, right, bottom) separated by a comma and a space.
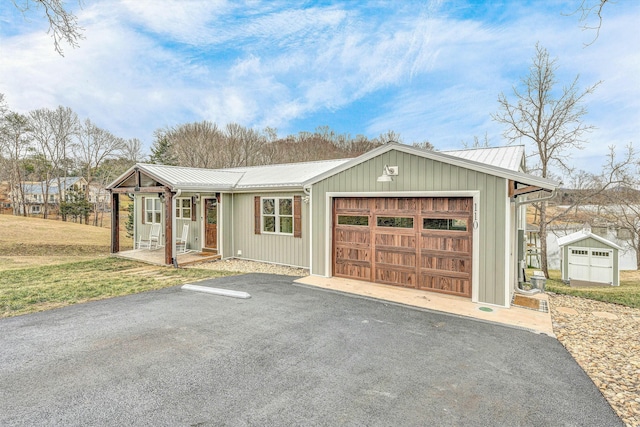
219, 159, 351, 189
442, 145, 525, 172
20, 177, 84, 195
109, 144, 555, 192
557, 229, 622, 250
139, 164, 244, 190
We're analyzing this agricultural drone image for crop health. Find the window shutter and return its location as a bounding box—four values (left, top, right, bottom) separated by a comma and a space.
191, 197, 197, 221
141, 196, 146, 224
254, 196, 261, 235
294, 195, 302, 238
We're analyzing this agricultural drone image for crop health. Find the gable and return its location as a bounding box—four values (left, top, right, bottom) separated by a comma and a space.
305, 143, 557, 191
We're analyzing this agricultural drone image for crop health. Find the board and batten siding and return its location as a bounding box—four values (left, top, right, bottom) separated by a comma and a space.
231, 192, 309, 268
220, 193, 233, 258
561, 236, 619, 285
310, 149, 511, 307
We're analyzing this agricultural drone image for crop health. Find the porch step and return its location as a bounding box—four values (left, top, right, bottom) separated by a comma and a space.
178, 253, 221, 266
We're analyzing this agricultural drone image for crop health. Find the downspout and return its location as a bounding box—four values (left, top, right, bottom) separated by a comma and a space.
513, 187, 557, 295
172, 189, 182, 268
304, 185, 312, 273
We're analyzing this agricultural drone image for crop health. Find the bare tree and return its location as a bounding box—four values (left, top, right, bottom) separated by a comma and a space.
11, 0, 84, 56
29, 106, 78, 218
223, 123, 266, 167
165, 121, 224, 168
595, 144, 640, 269
566, 0, 610, 46
121, 138, 145, 163
74, 119, 124, 224
492, 43, 601, 278
0, 112, 33, 216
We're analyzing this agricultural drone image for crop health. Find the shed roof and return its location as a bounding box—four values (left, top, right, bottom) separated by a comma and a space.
557, 229, 622, 250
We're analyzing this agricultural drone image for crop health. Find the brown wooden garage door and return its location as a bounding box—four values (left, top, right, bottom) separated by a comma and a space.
333, 197, 473, 297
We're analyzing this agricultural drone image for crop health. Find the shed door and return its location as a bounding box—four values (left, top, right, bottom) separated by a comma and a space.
590, 249, 614, 284
333, 197, 472, 298
568, 247, 614, 284
568, 248, 590, 281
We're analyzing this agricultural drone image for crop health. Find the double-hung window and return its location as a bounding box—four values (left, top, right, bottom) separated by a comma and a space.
175, 198, 191, 220
145, 198, 161, 224
262, 197, 293, 234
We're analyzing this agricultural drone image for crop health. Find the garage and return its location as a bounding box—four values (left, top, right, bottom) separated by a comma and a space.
333, 196, 473, 297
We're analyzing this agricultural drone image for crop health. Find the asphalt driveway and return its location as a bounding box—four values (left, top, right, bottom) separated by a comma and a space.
0, 274, 621, 426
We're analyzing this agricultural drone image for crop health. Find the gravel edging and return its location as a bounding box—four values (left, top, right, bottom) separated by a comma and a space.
188, 258, 309, 277
549, 294, 640, 427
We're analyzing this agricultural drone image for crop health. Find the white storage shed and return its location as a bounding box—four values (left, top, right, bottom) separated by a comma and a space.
557, 228, 621, 287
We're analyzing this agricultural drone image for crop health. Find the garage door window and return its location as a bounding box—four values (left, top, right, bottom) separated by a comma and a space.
423, 218, 467, 231
377, 216, 414, 228
338, 215, 369, 226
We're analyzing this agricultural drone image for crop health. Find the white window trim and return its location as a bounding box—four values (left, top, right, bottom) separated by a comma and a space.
145, 197, 162, 224
261, 196, 294, 235
175, 197, 192, 220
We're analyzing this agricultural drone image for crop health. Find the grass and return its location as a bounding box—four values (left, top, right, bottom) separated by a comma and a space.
530, 269, 640, 308
0, 257, 234, 318
0, 215, 237, 318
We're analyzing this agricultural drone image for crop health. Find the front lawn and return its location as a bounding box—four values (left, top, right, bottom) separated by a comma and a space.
0, 257, 236, 318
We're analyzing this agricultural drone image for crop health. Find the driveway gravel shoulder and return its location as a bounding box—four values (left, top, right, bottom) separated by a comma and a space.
549, 293, 640, 427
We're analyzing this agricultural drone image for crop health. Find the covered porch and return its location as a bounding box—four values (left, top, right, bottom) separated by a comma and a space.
107, 164, 233, 267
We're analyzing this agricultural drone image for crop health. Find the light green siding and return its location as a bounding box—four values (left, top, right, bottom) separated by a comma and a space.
310, 150, 510, 306
230, 192, 309, 268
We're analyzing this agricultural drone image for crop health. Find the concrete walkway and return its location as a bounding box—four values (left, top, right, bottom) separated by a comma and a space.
296, 275, 555, 336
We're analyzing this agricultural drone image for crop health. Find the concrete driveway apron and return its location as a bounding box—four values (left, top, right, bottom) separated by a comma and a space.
0, 274, 622, 427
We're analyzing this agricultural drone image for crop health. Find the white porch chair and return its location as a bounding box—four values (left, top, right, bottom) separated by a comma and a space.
176, 224, 189, 254
138, 223, 162, 250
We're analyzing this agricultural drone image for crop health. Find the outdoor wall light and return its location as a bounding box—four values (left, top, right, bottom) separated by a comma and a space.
377, 165, 398, 182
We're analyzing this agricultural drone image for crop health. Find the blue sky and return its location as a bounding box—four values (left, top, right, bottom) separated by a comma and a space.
1, 0, 638, 178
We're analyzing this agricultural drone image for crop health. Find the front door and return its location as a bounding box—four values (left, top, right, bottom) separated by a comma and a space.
205, 197, 218, 250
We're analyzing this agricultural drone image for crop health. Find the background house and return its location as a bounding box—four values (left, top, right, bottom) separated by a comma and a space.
8, 177, 92, 216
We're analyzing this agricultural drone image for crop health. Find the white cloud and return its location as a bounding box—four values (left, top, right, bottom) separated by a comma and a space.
0, 0, 636, 172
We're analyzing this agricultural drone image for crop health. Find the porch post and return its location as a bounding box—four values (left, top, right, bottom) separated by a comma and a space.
110, 191, 120, 254
164, 189, 173, 265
